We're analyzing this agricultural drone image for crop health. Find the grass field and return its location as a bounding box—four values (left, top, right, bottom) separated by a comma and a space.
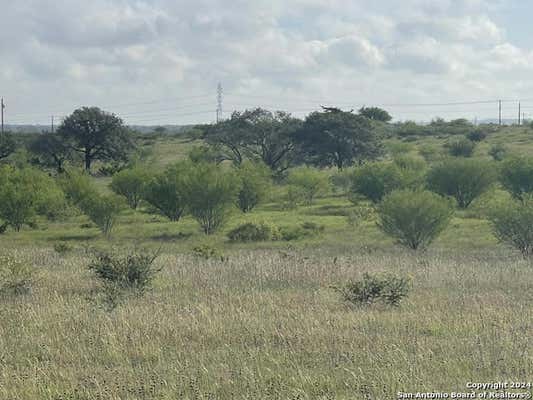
1, 127, 533, 399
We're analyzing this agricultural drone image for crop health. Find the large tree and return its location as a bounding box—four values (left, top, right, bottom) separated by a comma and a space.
358, 106, 392, 122
57, 107, 133, 171
203, 108, 302, 176
294, 107, 382, 169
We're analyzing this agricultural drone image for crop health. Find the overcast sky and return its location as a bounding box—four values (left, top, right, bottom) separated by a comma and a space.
1, 0, 533, 125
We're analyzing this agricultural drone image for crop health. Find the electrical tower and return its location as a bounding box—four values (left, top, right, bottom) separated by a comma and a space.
216, 83, 223, 123
1, 98, 5, 135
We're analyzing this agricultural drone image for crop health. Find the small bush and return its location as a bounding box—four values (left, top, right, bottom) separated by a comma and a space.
0, 253, 36, 295
192, 244, 224, 260
445, 137, 476, 157
287, 166, 330, 205
330, 168, 355, 194
227, 221, 280, 242
336, 273, 410, 307
377, 189, 453, 250
349, 162, 404, 203
467, 130, 487, 142
236, 161, 271, 213
499, 156, 533, 200
282, 185, 306, 210
53, 242, 72, 255
488, 143, 507, 161
110, 167, 151, 209
89, 249, 161, 293
80, 193, 124, 237
280, 221, 325, 241
489, 196, 533, 257
346, 206, 374, 227
426, 159, 496, 209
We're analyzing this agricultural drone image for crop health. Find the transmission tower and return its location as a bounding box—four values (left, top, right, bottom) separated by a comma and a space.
216, 83, 223, 122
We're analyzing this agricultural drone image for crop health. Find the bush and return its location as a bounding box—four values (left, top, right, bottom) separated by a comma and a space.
287, 166, 330, 205
445, 137, 476, 157
377, 189, 453, 250
89, 249, 161, 293
282, 185, 306, 210
280, 221, 325, 241
53, 242, 72, 255
0, 253, 36, 295
499, 156, 533, 200
467, 130, 487, 142
488, 143, 508, 161
227, 221, 280, 242
59, 170, 95, 206
80, 193, 124, 237
183, 163, 240, 234
349, 162, 404, 203
489, 197, 533, 257
346, 206, 374, 227
426, 159, 496, 208
110, 167, 150, 209
235, 161, 271, 213
143, 162, 190, 222
192, 244, 224, 260
330, 168, 355, 194
336, 273, 410, 307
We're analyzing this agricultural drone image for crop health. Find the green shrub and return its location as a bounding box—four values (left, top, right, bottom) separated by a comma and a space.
110, 167, 151, 209
330, 168, 355, 194
336, 273, 410, 307
53, 242, 72, 255
236, 161, 271, 213
287, 166, 330, 205
393, 155, 427, 189
143, 162, 190, 222
80, 193, 125, 237
346, 206, 374, 227
183, 163, 240, 234
489, 197, 533, 257
488, 143, 508, 161
0, 253, 36, 295
280, 221, 325, 241
282, 185, 306, 210
445, 137, 476, 157
426, 159, 496, 208
89, 249, 161, 293
499, 156, 533, 200
349, 162, 404, 203
227, 221, 281, 242
467, 130, 487, 142
192, 244, 224, 260
59, 170, 95, 205
377, 189, 453, 250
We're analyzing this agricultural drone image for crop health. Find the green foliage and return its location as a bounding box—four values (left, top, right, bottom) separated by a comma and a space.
27, 133, 73, 173
59, 170, 95, 205
336, 273, 410, 307
489, 196, 533, 257
110, 167, 151, 209
143, 162, 190, 222
183, 163, 240, 234
192, 244, 224, 260
445, 137, 476, 157
80, 193, 125, 237
488, 143, 508, 161
287, 166, 330, 205
393, 121, 428, 138
346, 206, 374, 227
188, 145, 220, 164
330, 168, 355, 194
499, 156, 533, 200
0, 253, 36, 295
426, 159, 496, 208
377, 189, 453, 250
53, 242, 72, 255
349, 162, 405, 203
358, 107, 392, 122
235, 161, 272, 212
0, 132, 16, 160
280, 221, 325, 241
467, 130, 487, 142
281, 185, 306, 210
227, 221, 281, 242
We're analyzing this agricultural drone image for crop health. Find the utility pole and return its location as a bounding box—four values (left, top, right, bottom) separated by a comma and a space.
518, 101, 521, 126
1, 98, 4, 135
51, 116, 54, 134
498, 100, 502, 126
216, 83, 223, 123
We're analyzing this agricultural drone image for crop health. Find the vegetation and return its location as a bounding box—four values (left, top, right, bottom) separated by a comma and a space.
349, 162, 404, 203
499, 156, 533, 200
445, 136, 476, 157
110, 166, 151, 209
235, 161, 271, 212
227, 221, 280, 242
287, 166, 330, 205
336, 272, 410, 307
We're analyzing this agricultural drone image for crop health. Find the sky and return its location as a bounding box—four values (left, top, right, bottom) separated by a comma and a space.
1, 0, 533, 126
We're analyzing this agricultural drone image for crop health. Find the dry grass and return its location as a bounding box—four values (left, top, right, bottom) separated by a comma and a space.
0, 247, 532, 399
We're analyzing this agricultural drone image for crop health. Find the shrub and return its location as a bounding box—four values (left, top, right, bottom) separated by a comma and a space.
80, 193, 124, 237
489, 197, 533, 257
393, 155, 427, 189
287, 166, 330, 205
488, 143, 508, 161
282, 185, 306, 210
445, 137, 476, 157
227, 221, 280, 242
143, 162, 190, 222
349, 162, 404, 203
330, 168, 355, 194
110, 167, 151, 209
280, 221, 325, 241
0, 253, 36, 295
89, 248, 161, 293
499, 156, 533, 200
183, 163, 240, 234
192, 244, 224, 260
235, 161, 271, 213
336, 273, 410, 307
426, 159, 496, 208
59, 170, 95, 205
53, 242, 72, 255
346, 206, 374, 227
377, 189, 453, 250
467, 130, 487, 142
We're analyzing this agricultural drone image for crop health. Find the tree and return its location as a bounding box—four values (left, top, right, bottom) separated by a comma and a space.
183, 163, 240, 234
143, 162, 190, 222
28, 133, 72, 173
426, 159, 496, 209
235, 161, 272, 212
377, 189, 453, 250
110, 167, 151, 209
203, 108, 302, 176
287, 166, 330, 205
358, 106, 392, 122
80, 193, 124, 237
294, 108, 381, 169
57, 107, 133, 172
499, 156, 533, 201
349, 162, 405, 203
0, 132, 16, 160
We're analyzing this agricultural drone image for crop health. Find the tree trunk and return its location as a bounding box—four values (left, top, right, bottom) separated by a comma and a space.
84, 152, 91, 171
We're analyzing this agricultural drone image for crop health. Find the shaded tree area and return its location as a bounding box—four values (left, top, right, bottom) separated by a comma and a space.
28, 134, 73, 173
0, 133, 16, 160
